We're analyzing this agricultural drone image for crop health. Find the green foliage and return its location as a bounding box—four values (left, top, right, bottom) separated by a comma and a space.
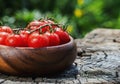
0, 0, 120, 38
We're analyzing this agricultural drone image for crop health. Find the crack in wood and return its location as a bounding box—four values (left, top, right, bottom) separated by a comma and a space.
0, 28, 120, 83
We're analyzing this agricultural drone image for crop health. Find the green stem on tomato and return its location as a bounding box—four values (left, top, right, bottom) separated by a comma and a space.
62, 25, 68, 31
29, 24, 49, 34
29, 23, 63, 34
48, 24, 53, 33
13, 28, 22, 34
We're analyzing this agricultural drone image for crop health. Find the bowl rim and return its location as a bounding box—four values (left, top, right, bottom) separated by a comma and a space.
0, 36, 74, 50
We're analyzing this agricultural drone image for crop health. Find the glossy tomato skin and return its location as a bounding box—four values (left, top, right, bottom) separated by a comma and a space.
41, 20, 56, 33
0, 26, 13, 34
55, 28, 70, 44
28, 33, 49, 48
41, 20, 58, 33
27, 20, 43, 30
45, 32, 60, 46
5, 34, 23, 47
0, 32, 10, 45
26, 20, 57, 33
20, 30, 30, 47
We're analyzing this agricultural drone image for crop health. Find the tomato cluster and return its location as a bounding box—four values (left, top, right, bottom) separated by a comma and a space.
0, 19, 70, 48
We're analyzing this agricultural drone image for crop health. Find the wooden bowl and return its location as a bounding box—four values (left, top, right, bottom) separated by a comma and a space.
0, 36, 76, 76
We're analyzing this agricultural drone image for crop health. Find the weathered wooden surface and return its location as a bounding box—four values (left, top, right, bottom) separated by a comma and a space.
0, 28, 120, 84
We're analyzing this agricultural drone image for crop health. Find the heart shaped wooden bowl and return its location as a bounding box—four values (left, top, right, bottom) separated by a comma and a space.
0, 36, 76, 76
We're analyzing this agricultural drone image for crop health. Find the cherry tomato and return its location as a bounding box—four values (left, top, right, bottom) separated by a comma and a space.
41, 20, 58, 32
26, 20, 57, 33
5, 34, 23, 47
27, 20, 42, 30
28, 33, 49, 48
45, 32, 60, 46
39, 20, 50, 33
19, 30, 30, 47
0, 32, 10, 45
0, 26, 13, 34
55, 28, 70, 44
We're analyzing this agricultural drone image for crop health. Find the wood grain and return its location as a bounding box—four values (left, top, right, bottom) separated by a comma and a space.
0, 28, 120, 84
0, 36, 77, 76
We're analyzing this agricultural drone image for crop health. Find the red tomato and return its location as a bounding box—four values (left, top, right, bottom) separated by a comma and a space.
5, 34, 23, 47
20, 30, 30, 47
28, 33, 49, 48
26, 20, 57, 33
41, 20, 58, 32
41, 25, 50, 33
26, 20, 42, 30
39, 20, 50, 33
0, 26, 13, 34
55, 28, 70, 44
0, 32, 10, 45
45, 32, 60, 46
26, 20, 48, 33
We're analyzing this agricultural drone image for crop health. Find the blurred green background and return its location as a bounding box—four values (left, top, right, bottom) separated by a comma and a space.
0, 0, 120, 38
